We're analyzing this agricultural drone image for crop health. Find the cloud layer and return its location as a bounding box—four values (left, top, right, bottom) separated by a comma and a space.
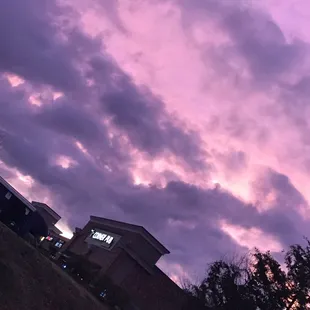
1, 0, 310, 282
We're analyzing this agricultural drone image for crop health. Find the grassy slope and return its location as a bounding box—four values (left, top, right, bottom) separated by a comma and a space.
0, 222, 108, 310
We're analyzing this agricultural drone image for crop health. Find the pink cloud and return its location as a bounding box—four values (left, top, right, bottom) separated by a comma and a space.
1, 0, 310, 281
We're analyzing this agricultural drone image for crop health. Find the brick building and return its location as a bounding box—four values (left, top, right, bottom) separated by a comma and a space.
32, 201, 61, 230
63, 216, 188, 310
31, 201, 69, 255
0, 176, 47, 237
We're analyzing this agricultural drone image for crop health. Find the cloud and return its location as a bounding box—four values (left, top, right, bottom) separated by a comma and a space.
99, 70, 208, 170
222, 9, 306, 82
1, 0, 310, 281
0, 0, 89, 91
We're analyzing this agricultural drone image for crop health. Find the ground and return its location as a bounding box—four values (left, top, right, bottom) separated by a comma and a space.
0, 222, 108, 310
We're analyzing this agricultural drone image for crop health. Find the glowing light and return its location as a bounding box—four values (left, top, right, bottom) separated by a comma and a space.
133, 174, 143, 185
17, 173, 34, 186
56, 221, 73, 239
29, 95, 41, 106
5, 73, 24, 87
56, 155, 76, 169
75, 141, 88, 154
53, 92, 63, 100
220, 220, 282, 252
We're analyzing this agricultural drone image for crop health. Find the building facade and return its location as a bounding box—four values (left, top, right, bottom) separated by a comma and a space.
32, 201, 69, 255
63, 216, 188, 310
32, 201, 61, 229
0, 176, 47, 237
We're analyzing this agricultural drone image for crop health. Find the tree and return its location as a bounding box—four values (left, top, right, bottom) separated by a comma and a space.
250, 250, 289, 310
285, 240, 310, 309
185, 257, 256, 310
185, 242, 310, 310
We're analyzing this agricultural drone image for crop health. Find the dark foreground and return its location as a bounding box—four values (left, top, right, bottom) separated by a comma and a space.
0, 222, 107, 310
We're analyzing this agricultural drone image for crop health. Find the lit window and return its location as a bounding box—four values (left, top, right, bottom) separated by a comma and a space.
46, 236, 53, 242
55, 241, 64, 248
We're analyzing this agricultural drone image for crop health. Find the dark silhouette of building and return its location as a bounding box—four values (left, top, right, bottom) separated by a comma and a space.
31, 201, 70, 256
32, 201, 61, 229
62, 216, 188, 310
0, 176, 48, 238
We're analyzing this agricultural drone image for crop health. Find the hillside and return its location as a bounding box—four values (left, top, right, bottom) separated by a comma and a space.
0, 222, 108, 310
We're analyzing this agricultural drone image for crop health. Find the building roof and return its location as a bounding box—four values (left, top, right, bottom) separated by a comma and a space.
0, 175, 36, 211
49, 225, 63, 236
32, 201, 61, 222
90, 216, 170, 255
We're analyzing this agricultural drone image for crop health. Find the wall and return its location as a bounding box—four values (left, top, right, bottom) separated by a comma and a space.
35, 207, 57, 228
65, 221, 124, 273
65, 219, 187, 310
0, 183, 29, 230
128, 233, 162, 267
120, 263, 187, 310
105, 251, 137, 286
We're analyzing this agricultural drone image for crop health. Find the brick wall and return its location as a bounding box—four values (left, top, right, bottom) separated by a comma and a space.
128, 233, 162, 266
65, 227, 123, 273
120, 261, 187, 310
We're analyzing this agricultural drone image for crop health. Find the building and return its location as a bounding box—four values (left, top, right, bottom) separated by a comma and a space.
0, 175, 48, 238
32, 201, 61, 230
62, 216, 188, 310
31, 201, 69, 255
0, 175, 189, 308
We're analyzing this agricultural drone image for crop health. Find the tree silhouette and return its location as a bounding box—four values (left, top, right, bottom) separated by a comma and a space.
185, 241, 310, 310
285, 239, 310, 309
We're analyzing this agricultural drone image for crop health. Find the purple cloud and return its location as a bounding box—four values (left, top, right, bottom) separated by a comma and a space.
1, 0, 310, 282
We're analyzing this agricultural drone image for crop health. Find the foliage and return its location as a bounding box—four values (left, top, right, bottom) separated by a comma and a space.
185, 241, 310, 310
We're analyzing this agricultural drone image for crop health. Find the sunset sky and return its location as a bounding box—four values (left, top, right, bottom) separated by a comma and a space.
1, 0, 310, 283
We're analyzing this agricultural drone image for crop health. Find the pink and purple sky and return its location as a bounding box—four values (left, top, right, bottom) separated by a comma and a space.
1, 0, 310, 283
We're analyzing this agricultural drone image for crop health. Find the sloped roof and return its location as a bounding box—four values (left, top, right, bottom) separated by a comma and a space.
90, 216, 170, 255
49, 225, 63, 236
32, 201, 61, 222
0, 175, 36, 211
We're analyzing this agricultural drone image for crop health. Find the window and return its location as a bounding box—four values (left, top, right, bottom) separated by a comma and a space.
5, 192, 12, 200
55, 241, 64, 248
46, 236, 53, 242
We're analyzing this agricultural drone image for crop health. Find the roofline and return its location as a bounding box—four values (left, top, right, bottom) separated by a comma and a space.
32, 201, 61, 221
0, 175, 36, 211
121, 245, 154, 275
49, 225, 63, 236
154, 266, 185, 292
90, 216, 170, 255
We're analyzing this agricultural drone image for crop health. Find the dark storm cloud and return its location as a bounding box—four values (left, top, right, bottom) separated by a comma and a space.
0, 0, 209, 172
108, 178, 307, 274
98, 66, 208, 170
0, 74, 131, 211
0, 0, 93, 91
0, 71, 307, 274
2, 0, 309, 279
35, 99, 105, 143
251, 168, 309, 245
253, 168, 308, 211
